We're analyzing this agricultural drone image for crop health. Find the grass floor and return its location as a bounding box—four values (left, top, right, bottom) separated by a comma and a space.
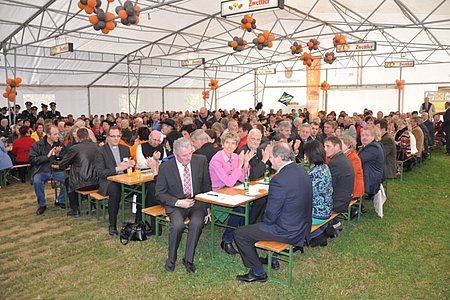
0, 151, 449, 299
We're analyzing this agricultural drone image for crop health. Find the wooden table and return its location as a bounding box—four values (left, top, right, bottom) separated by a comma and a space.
108, 172, 155, 223
195, 180, 269, 256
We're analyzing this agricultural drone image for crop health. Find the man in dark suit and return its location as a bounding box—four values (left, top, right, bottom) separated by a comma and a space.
234, 142, 312, 283
191, 129, 218, 163
155, 137, 211, 274
95, 126, 135, 236
443, 101, 450, 155
21, 101, 33, 120
48, 102, 62, 119
324, 136, 354, 230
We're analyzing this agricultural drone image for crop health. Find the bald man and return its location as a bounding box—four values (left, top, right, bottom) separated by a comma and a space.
194, 107, 217, 129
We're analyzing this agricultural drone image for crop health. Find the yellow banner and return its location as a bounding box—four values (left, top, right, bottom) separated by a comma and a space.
306, 57, 321, 115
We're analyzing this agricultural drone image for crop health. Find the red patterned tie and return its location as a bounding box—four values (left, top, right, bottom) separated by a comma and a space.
183, 165, 192, 198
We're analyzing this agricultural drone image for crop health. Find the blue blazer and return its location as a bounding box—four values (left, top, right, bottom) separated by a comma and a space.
258, 162, 313, 246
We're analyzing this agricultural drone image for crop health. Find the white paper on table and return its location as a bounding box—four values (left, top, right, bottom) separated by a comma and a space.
234, 183, 269, 196
251, 184, 269, 192
196, 192, 253, 205
255, 179, 270, 184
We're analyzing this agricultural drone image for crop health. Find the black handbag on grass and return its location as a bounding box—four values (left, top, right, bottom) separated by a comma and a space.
120, 221, 151, 245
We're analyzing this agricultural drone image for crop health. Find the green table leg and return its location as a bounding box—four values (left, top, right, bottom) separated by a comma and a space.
244, 203, 250, 225
210, 205, 216, 257
141, 184, 146, 222
121, 184, 125, 224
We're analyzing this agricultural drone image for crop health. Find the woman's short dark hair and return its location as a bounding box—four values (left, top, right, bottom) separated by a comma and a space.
303, 140, 326, 165
137, 126, 150, 140
19, 125, 29, 136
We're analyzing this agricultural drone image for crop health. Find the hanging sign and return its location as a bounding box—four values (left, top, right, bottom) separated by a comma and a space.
181, 58, 205, 67
255, 69, 276, 75
336, 41, 376, 52
384, 61, 414, 68
221, 0, 284, 17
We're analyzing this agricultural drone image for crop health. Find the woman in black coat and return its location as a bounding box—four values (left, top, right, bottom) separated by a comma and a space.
358, 125, 386, 197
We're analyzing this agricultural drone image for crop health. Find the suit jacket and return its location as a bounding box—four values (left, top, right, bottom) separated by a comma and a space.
411, 126, 424, 157
358, 141, 386, 195
155, 154, 211, 215
380, 133, 397, 179
193, 142, 218, 164
258, 162, 312, 246
95, 144, 130, 195
443, 107, 450, 133
328, 151, 354, 212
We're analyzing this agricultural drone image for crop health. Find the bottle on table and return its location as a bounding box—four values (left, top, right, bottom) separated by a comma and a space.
123, 157, 132, 176
243, 167, 250, 192
264, 164, 270, 183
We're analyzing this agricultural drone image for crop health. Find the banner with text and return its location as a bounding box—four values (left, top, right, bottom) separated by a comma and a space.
306, 57, 321, 116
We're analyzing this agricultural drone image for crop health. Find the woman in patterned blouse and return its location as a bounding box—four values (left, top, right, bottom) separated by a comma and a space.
303, 140, 333, 245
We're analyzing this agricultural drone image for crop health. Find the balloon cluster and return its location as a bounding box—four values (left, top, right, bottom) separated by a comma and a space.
3, 77, 22, 102
299, 52, 314, 67
395, 79, 405, 90
320, 81, 330, 91
116, 1, 141, 26
290, 42, 303, 55
323, 51, 336, 64
208, 79, 219, 90
228, 36, 247, 52
306, 38, 320, 51
240, 15, 256, 32
202, 90, 210, 100
77, 0, 101, 15
333, 34, 346, 46
253, 30, 275, 50
89, 10, 116, 34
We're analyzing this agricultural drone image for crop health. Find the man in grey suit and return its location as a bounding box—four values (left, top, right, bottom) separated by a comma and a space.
155, 137, 211, 274
95, 126, 135, 236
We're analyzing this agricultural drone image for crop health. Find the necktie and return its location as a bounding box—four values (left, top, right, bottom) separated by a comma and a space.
183, 165, 192, 198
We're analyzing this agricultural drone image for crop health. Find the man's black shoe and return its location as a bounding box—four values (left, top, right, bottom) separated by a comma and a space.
108, 225, 118, 236
236, 270, 268, 283
324, 224, 337, 238
54, 202, 66, 209
182, 258, 196, 274
67, 209, 80, 217
36, 206, 46, 215
221, 241, 238, 255
259, 256, 280, 270
164, 260, 175, 272
309, 234, 328, 248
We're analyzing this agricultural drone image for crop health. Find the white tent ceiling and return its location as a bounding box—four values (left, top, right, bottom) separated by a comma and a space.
1, 0, 450, 89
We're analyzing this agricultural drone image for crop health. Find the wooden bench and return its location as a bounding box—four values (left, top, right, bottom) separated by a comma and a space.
396, 156, 416, 181
0, 164, 32, 187
75, 189, 99, 216
90, 192, 109, 222
339, 198, 362, 228
255, 213, 339, 287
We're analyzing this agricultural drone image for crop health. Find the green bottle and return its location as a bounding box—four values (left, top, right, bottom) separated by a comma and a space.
264, 164, 270, 183
244, 168, 250, 191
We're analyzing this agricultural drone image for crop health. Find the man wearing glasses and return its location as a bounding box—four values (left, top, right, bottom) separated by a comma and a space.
95, 126, 135, 236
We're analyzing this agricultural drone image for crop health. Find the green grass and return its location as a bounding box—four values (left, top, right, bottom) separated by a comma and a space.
0, 151, 449, 299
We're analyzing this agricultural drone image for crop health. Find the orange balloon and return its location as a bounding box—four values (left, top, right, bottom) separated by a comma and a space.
327, 55, 333, 61
268, 34, 275, 41
89, 15, 99, 24
118, 10, 127, 19
101, 28, 110, 34
106, 21, 115, 30
8, 94, 15, 101
268, 41, 273, 48
78, 2, 86, 9
263, 30, 269, 38
14, 77, 22, 85
84, 6, 94, 14
245, 22, 251, 29
107, 0, 115, 2
6, 78, 13, 84
105, 12, 115, 21
2, 92, 7, 98
135, 5, 141, 12
5, 86, 11, 92
230, 41, 238, 48
134, 16, 139, 24
87, 0, 96, 7
257, 35, 265, 43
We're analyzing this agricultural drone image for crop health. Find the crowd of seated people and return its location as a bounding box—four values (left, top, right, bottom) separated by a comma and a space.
1, 99, 449, 275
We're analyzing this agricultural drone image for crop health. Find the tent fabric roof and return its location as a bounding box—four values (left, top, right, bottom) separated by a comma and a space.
1, 0, 449, 88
